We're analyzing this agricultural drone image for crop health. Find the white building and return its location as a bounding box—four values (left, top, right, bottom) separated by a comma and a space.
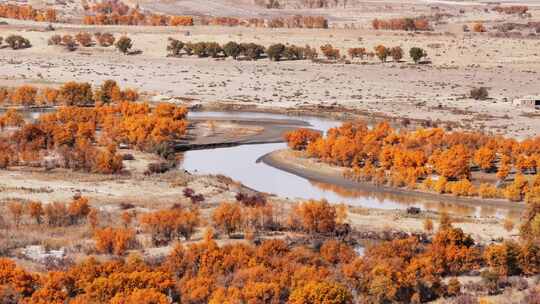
513, 96, 540, 109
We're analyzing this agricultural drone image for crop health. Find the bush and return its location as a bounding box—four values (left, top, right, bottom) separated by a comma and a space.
47, 34, 62, 45
470, 87, 488, 100
205, 42, 222, 58
409, 47, 427, 63
167, 38, 184, 57
240, 43, 265, 60
320, 44, 340, 60
223, 41, 241, 59
75, 32, 93, 47
145, 162, 171, 175
390, 46, 403, 62
192, 42, 208, 57
283, 45, 306, 60
5, 35, 31, 50
267, 43, 286, 61
115, 36, 132, 54
96, 32, 115, 47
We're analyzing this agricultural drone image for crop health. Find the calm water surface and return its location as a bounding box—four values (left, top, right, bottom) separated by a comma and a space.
183, 111, 519, 219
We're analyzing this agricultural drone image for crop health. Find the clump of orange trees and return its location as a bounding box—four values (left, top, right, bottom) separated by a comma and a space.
0, 80, 187, 174
0, 80, 138, 106
372, 17, 431, 31
0, 4, 56, 22
286, 120, 540, 203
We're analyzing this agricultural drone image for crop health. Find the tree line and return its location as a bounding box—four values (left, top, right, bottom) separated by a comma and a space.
285, 121, 540, 203
166, 38, 429, 64
372, 17, 431, 31
0, 4, 57, 22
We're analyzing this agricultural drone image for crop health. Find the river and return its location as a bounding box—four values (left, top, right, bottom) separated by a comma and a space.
183, 111, 521, 219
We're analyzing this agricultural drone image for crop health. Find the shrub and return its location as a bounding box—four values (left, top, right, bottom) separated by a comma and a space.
374, 45, 389, 62
145, 162, 171, 175
240, 43, 265, 60
167, 38, 184, 57
75, 32, 93, 47
470, 87, 489, 100
283, 45, 305, 60
223, 41, 241, 59
348, 47, 366, 59
205, 42, 222, 58
390, 46, 403, 62
409, 47, 427, 63
96, 32, 115, 47
115, 36, 132, 54
320, 44, 340, 60
192, 42, 208, 57
47, 34, 62, 45
267, 43, 286, 61
5, 35, 31, 50
473, 22, 486, 33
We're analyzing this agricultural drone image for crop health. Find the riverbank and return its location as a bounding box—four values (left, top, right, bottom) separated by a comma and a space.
261, 148, 524, 213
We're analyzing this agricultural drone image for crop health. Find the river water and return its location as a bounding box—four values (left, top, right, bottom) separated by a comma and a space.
182, 111, 521, 219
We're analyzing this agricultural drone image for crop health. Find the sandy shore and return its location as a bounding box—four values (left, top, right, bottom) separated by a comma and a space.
261, 148, 524, 212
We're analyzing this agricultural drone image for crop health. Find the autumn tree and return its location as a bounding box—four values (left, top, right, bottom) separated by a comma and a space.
432, 144, 471, 180
96, 32, 115, 47
284, 128, 321, 150
11, 85, 37, 106
27, 201, 44, 225
212, 202, 243, 237
94, 226, 136, 255
374, 45, 389, 62
141, 207, 200, 245
289, 281, 352, 304
67, 196, 91, 225
320, 44, 340, 60
75, 32, 93, 47
8, 201, 24, 227
293, 199, 337, 234
58, 82, 94, 106
390, 46, 403, 62
473, 146, 496, 172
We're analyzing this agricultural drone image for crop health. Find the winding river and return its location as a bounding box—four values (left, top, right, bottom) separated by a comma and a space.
181, 111, 519, 219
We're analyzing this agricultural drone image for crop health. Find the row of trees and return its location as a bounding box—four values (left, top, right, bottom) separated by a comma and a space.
0, 4, 56, 22
2, 203, 540, 303
82, 12, 194, 26
165, 39, 428, 64
48, 32, 116, 50
0, 80, 138, 106
201, 15, 328, 29
493, 5, 529, 14
167, 38, 318, 61
284, 121, 540, 203
372, 17, 431, 31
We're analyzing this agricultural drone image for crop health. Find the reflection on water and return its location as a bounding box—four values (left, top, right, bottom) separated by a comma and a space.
181, 112, 521, 219
309, 180, 520, 219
